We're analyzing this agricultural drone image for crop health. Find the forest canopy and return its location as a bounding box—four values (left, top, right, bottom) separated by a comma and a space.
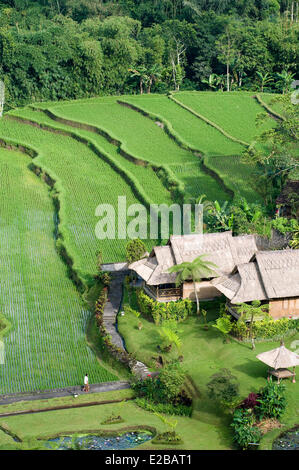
0, 0, 298, 106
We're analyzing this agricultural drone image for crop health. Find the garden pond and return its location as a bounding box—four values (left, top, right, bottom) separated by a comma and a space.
272, 427, 299, 450
45, 430, 153, 450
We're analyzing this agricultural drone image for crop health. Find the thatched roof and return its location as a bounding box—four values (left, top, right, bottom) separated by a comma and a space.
213, 249, 299, 303
129, 231, 258, 286
257, 345, 299, 369
256, 250, 299, 299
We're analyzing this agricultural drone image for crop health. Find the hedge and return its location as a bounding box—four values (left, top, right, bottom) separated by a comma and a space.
136, 289, 194, 325
231, 317, 299, 341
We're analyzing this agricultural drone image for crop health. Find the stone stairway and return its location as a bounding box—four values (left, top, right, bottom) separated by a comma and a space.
102, 270, 152, 379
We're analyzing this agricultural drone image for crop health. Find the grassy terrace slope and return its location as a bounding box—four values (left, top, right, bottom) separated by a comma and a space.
33, 97, 230, 202
0, 116, 163, 276
120, 94, 243, 156
120, 94, 262, 203
174, 91, 276, 147
0, 148, 117, 394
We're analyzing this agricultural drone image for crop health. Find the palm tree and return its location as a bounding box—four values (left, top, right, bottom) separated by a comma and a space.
147, 64, 162, 94
128, 67, 149, 94
168, 255, 217, 315
256, 71, 273, 93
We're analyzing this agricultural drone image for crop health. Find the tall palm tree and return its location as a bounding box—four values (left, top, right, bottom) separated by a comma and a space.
168, 255, 217, 315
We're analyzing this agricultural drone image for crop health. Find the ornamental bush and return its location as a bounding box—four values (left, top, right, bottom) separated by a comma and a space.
136, 289, 193, 324
207, 369, 240, 405
132, 363, 186, 405
240, 392, 260, 410
231, 317, 299, 341
135, 398, 192, 417
231, 409, 262, 449
125, 238, 147, 263
256, 380, 287, 420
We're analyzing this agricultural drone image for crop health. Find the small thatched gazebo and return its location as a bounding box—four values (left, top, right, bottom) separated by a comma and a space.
256, 343, 299, 384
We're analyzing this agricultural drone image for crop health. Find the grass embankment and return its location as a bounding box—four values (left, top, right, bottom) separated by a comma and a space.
118, 295, 299, 450
0, 148, 118, 394
120, 94, 243, 156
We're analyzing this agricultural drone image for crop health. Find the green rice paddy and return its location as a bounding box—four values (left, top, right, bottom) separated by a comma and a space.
0, 148, 117, 394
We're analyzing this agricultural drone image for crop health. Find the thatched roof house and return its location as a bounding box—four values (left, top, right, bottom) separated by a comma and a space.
213, 249, 299, 319
129, 231, 259, 302
129, 231, 299, 319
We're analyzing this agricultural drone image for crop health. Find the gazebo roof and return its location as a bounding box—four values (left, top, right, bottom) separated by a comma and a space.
256, 345, 299, 370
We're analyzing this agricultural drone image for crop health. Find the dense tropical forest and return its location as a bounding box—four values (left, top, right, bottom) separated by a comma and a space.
0, 0, 298, 107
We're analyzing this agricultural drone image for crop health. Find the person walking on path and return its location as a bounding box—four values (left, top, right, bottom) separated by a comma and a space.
83, 373, 89, 392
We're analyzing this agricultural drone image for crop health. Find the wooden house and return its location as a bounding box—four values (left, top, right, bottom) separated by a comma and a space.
129, 231, 259, 302
129, 232, 299, 320
212, 249, 299, 319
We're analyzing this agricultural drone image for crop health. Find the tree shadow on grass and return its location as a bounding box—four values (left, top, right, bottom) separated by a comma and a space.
234, 358, 268, 380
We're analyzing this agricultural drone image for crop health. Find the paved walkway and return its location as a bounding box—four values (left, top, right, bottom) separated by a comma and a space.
0, 381, 130, 406
103, 272, 152, 380
103, 273, 127, 350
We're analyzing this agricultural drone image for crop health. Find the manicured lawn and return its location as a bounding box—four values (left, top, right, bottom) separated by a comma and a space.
0, 393, 232, 450
0, 148, 118, 394
118, 295, 299, 450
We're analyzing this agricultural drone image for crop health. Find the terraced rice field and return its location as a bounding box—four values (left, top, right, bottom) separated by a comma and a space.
0, 116, 163, 276
0, 148, 117, 393
204, 155, 262, 203
174, 91, 276, 146
119, 94, 243, 156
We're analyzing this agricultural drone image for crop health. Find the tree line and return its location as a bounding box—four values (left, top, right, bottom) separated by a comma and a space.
0, 0, 298, 107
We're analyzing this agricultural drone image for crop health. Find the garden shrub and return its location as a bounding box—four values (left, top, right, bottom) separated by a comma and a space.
132, 363, 187, 406
135, 398, 192, 417
125, 238, 147, 263
272, 217, 299, 235
136, 290, 193, 324
207, 369, 239, 405
256, 380, 287, 420
231, 317, 299, 341
231, 409, 262, 450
